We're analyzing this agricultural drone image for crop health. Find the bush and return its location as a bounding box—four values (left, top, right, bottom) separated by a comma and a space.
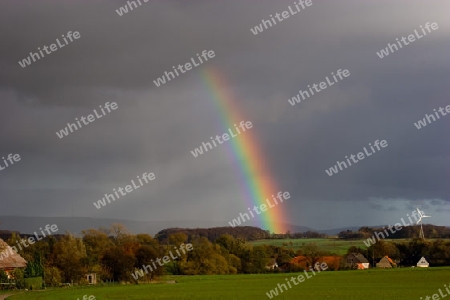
44, 267, 62, 287
12, 269, 25, 289
24, 277, 43, 290
0, 270, 8, 283
79, 277, 88, 286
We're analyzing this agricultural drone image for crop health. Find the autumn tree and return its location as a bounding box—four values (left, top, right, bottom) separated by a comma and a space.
135, 245, 164, 281
136, 234, 159, 248
101, 246, 136, 282
182, 237, 230, 275
367, 240, 401, 261
51, 233, 87, 282
168, 233, 188, 247
300, 243, 323, 269
44, 266, 62, 287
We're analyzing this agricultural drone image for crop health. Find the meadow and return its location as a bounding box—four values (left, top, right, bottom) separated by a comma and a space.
8, 267, 450, 300
249, 238, 450, 255
250, 238, 363, 255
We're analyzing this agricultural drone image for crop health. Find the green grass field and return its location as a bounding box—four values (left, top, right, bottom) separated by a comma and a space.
250, 238, 362, 255
8, 267, 450, 300
249, 238, 450, 255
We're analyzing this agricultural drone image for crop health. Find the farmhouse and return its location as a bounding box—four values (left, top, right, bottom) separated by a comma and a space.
346, 253, 369, 269
0, 239, 27, 278
376, 256, 396, 268
417, 257, 429, 268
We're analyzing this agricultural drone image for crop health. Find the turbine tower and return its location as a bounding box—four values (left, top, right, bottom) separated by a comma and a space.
416, 208, 431, 239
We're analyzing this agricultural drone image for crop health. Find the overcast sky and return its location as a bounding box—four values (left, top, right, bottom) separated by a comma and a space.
0, 0, 449, 232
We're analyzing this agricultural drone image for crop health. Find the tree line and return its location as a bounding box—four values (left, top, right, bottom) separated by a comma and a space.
1, 224, 307, 285
349, 238, 450, 267
2, 224, 450, 286
338, 225, 450, 240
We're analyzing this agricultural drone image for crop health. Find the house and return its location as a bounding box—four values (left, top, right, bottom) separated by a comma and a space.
346, 253, 369, 269
0, 239, 27, 278
376, 256, 396, 268
399, 255, 423, 267
86, 273, 97, 284
417, 257, 429, 268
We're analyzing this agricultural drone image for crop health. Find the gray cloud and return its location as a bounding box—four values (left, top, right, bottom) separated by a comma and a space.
0, 0, 449, 232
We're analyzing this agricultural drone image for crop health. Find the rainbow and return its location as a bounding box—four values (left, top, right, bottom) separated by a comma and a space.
201, 67, 287, 234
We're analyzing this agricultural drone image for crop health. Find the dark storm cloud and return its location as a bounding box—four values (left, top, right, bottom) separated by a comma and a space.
0, 0, 449, 230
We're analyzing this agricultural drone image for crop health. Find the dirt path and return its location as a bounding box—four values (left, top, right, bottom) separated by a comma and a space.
0, 295, 11, 300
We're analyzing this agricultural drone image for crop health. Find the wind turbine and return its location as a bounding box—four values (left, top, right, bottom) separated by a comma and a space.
416, 208, 431, 239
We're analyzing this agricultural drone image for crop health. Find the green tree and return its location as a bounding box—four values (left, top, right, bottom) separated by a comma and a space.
0, 270, 8, 283
12, 269, 25, 289
182, 238, 230, 275
247, 245, 269, 273
24, 253, 44, 278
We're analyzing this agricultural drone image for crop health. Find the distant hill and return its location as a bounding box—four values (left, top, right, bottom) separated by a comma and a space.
318, 226, 368, 236
155, 226, 270, 242
0, 215, 375, 237
0, 215, 229, 236
279, 223, 316, 233
0, 216, 319, 235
